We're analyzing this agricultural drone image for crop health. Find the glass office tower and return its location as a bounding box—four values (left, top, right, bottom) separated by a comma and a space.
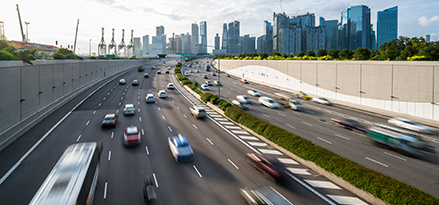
377, 6, 398, 50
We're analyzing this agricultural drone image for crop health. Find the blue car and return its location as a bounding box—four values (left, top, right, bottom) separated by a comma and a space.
168, 134, 194, 162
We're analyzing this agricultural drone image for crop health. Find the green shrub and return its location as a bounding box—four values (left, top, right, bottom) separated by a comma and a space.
176, 62, 182, 67
201, 92, 214, 103
179, 76, 189, 81
193, 88, 203, 95
210, 95, 219, 104
181, 79, 192, 86
174, 68, 181, 74
191, 81, 199, 90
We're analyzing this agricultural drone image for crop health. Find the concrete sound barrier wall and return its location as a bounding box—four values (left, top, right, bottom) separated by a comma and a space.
214, 60, 439, 125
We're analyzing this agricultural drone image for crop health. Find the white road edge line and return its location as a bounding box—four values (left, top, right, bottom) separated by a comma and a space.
366, 157, 389, 167
286, 172, 337, 205
228, 159, 239, 169
193, 165, 202, 177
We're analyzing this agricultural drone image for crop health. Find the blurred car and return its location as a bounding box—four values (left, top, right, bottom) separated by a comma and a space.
200, 84, 209, 90
184, 72, 189, 76
144, 73, 149, 78
225, 73, 230, 77
240, 187, 293, 205
203, 74, 208, 79
157, 90, 167, 98
232, 100, 249, 110
241, 79, 249, 84
165, 70, 169, 74
296, 91, 311, 100
205, 80, 213, 86
101, 114, 118, 128
196, 69, 200, 73
143, 176, 157, 204
213, 80, 221, 86
247, 90, 261, 97
167, 66, 171, 70
237, 95, 252, 104
168, 134, 194, 162
157, 70, 161, 74
119, 79, 126, 85
124, 104, 135, 115
331, 118, 367, 132
123, 126, 141, 146
312, 97, 331, 105
132, 80, 139, 86
211, 72, 216, 76
167, 83, 175, 89
388, 118, 434, 134
246, 153, 286, 182
145, 94, 155, 103
259, 97, 279, 109
190, 69, 193, 73
189, 106, 206, 119
151, 65, 155, 69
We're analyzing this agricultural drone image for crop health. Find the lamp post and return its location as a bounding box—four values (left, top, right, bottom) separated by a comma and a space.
89, 39, 92, 57
196, 44, 221, 100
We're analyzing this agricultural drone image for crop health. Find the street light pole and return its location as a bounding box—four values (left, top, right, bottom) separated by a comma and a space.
89, 39, 92, 57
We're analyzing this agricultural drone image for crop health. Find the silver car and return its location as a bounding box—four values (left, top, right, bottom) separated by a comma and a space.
388, 118, 434, 134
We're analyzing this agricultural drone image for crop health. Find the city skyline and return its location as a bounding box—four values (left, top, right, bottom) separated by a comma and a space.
1, 0, 438, 55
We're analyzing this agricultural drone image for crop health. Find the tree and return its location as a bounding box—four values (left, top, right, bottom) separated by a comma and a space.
53, 52, 66, 60
317, 49, 327, 57
0, 39, 9, 50
340, 48, 354, 59
354, 47, 371, 60
328, 49, 339, 58
260, 53, 268, 59
297, 51, 306, 57
0, 50, 19, 60
306, 50, 316, 57
273, 52, 281, 56
421, 44, 439, 60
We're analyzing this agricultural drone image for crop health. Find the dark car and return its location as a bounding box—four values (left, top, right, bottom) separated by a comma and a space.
132, 80, 139, 86
144, 73, 149, 78
101, 114, 118, 128
246, 153, 286, 182
331, 118, 367, 132
143, 176, 157, 204
157, 70, 161, 74
165, 70, 169, 74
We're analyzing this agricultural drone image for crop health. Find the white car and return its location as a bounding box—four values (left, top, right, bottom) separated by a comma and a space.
124, 104, 135, 115
167, 83, 175, 89
145, 94, 155, 103
157, 90, 167, 98
119, 79, 126, 85
258, 97, 279, 109
200, 84, 209, 90
237, 95, 252, 104
312, 97, 332, 105
184, 72, 189, 76
167, 66, 171, 70
388, 118, 434, 134
205, 80, 213, 86
247, 90, 260, 97
213, 80, 221, 86
232, 100, 249, 110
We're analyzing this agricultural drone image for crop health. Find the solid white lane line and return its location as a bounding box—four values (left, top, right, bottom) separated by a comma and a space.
108, 151, 111, 161
153, 173, 159, 187
193, 165, 202, 177
286, 172, 337, 205
285, 123, 296, 129
206, 138, 214, 145
162, 115, 165, 120
228, 159, 239, 169
76, 135, 81, 142
335, 134, 350, 141
93, 111, 96, 115
183, 114, 187, 118
103, 182, 108, 199
145, 146, 149, 155
384, 152, 407, 161
193, 124, 198, 129
366, 157, 388, 167
141, 129, 144, 135
317, 137, 332, 144
139, 117, 142, 122
98, 103, 101, 106
168, 126, 172, 132
262, 114, 270, 118
302, 121, 313, 126
86, 121, 90, 126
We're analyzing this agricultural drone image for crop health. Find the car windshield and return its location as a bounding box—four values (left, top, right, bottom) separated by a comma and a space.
104, 116, 114, 120
244, 96, 249, 100
126, 107, 134, 111
268, 99, 275, 103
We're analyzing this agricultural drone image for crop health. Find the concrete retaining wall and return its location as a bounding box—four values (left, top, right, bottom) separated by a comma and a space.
215, 60, 439, 125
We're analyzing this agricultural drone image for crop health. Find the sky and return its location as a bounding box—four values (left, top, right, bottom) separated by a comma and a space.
1, 0, 439, 55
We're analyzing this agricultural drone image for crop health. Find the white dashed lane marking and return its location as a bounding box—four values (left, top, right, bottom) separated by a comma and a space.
286, 168, 312, 175
214, 118, 228, 121
326, 195, 368, 205
231, 130, 249, 135
247, 142, 268, 147
258, 149, 283, 155
219, 121, 234, 125
277, 158, 299, 165
304, 180, 342, 190
209, 114, 223, 118
239, 136, 259, 140
224, 126, 241, 129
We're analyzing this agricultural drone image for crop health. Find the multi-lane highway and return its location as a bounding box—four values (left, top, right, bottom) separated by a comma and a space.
183, 59, 439, 199
0, 60, 371, 204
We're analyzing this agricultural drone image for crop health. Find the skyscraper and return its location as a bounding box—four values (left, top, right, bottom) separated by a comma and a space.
377, 6, 398, 49
215, 33, 220, 50
263, 20, 273, 55
156, 26, 164, 36
142, 35, 149, 56
191, 23, 199, 54
221, 23, 228, 51
200, 21, 207, 53
338, 5, 373, 50
183, 33, 191, 53
320, 17, 338, 50
227, 20, 240, 56
242, 34, 256, 54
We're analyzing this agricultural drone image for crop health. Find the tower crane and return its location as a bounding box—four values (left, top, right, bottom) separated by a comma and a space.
73, 19, 79, 53
16, 4, 26, 43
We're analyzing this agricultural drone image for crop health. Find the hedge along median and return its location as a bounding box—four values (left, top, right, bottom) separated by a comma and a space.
224, 106, 439, 205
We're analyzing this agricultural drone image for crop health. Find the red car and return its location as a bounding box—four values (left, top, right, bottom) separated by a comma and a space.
241, 79, 249, 84
132, 80, 139, 86
246, 153, 286, 182
331, 118, 367, 132
123, 126, 141, 146
225, 73, 230, 77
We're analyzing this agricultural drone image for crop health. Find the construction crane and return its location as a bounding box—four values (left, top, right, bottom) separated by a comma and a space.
16, 4, 26, 43
279, 0, 283, 13
24, 21, 30, 42
73, 19, 79, 53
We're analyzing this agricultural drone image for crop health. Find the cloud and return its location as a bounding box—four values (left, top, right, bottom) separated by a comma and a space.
141, 7, 184, 21
418, 16, 439, 27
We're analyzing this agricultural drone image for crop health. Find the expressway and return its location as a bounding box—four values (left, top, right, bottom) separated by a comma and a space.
183, 59, 439, 198
0, 60, 368, 204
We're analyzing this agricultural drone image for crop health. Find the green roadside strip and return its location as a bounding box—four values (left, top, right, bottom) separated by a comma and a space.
175, 63, 439, 204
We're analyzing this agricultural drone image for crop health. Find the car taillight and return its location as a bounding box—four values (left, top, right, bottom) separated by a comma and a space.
112, 121, 116, 125
101, 122, 104, 125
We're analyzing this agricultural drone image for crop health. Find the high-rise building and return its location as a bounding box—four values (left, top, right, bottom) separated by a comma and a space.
320, 17, 338, 51
182, 32, 191, 53
156, 26, 164, 36
152, 35, 166, 54
241, 34, 256, 54
424, 34, 431, 43
191, 23, 199, 53
257, 35, 264, 54
134, 37, 142, 57
338, 5, 372, 50
215, 33, 220, 50
377, 6, 398, 49
263, 20, 273, 55
221, 23, 228, 51
227, 20, 240, 56
200, 21, 207, 53
142, 35, 149, 56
